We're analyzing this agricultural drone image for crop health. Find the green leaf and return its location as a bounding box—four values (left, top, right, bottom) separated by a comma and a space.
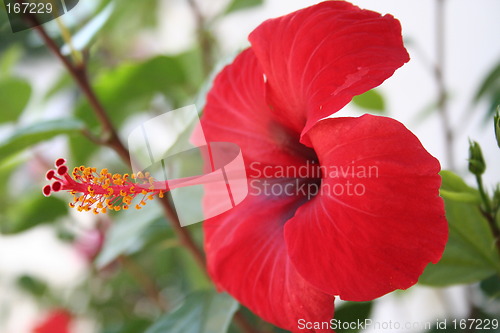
334, 302, 373, 333
419, 171, 500, 286
1, 195, 68, 234
43, 72, 73, 101
61, 2, 115, 55
474, 62, 500, 102
95, 203, 164, 268
17, 275, 48, 297
351, 89, 385, 113
439, 189, 481, 204
480, 274, 500, 299
68, 134, 99, 167
0, 118, 85, 160
0, 154, 22, 197
224, 0, 263, 14
145, 290, 238, 333
102, 319, 153, 333
473, 61, 500, 121
175, 244, 212, 290
0, 77, 31, 123
0, 45, 23, 76
75, 55, 188, 129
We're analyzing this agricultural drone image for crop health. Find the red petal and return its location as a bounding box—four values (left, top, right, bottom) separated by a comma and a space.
249, 1, 410, 143
33, 309, 72, 333
201, 47, 334, 332
284, 115, 447, 301
200, 48, 316, 178
205, 187, 334, 332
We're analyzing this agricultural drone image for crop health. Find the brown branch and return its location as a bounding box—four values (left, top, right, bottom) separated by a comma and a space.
29, 21, 130, 164
30, 13, 259, 333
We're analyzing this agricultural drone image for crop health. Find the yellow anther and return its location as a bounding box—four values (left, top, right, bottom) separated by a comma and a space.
140, 201, 146, 206
93, 208, 99, 215
114, 206, 121, 212
107, 188, 114, 196
141, 190, 148, 195
87, 185, 94, 194
123, 205, 129, 210
147, 195, 154, 201
159, 191, 164, 198
101, 208, 107, 214
137, 171, 144, 179
130, 186, 135, 193
97, 202, 104, 209
135, 204, 142, 210
69, 202, 75, 208
120, 190, 127, 196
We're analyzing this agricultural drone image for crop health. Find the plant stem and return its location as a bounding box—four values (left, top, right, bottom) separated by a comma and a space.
476, 175, 500, 258
476, 175, 492, 213
30, 14, 259, 333
187, 0, 214, 75
27, 16, 130, 164
483, 210, 500, 259
435, 0, 455, 170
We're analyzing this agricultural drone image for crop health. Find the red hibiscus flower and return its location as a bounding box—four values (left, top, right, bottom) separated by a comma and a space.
32, 309, 72, 333
198, 1, 447, 332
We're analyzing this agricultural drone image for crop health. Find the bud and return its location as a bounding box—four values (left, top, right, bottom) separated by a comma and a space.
494, 107, 500, 148
468, 140, 486, 176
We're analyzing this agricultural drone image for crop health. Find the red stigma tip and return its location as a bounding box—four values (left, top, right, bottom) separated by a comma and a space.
55, 158, 66, 167
57, 165, 68, 176
46, 170, 56, 180
52, 181, 62, 192
43, 185, 52, 197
